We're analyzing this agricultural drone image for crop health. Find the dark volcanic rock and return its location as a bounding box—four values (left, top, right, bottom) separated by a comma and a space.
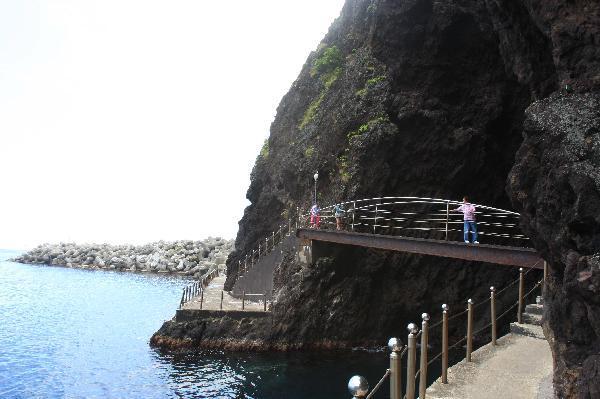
226, 0, 559, 289
214, 0, 598, 395
508, 93, 600, 398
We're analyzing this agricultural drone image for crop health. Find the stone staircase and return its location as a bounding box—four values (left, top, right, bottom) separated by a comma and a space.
510, 296, 545, 339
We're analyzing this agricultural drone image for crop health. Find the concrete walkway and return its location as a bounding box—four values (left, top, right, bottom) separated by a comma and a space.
182, 275, 267, 312
427, 333, 553, 399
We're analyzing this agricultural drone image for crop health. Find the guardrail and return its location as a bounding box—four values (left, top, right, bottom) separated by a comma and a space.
304, 197, 529, 247
235, 221, 295, 280
179, 268, 219, 309
235, 197, 529, 288
347, 261, 546, 399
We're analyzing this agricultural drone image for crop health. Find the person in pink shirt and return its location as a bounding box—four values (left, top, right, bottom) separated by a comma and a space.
455, 196, 479, 244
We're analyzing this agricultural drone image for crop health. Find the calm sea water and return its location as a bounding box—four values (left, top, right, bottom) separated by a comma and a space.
0, 249, 388, 399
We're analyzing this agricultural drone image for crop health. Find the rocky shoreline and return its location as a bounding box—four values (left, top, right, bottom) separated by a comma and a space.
12, 239, 233, 278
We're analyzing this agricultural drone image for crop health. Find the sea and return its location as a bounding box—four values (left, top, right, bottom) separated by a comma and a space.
0, 249, 389, 399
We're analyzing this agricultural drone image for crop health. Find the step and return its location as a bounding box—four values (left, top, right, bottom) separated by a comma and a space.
510, 322, 545, 339
525, 303, 544, 316
522, 312, 542, 326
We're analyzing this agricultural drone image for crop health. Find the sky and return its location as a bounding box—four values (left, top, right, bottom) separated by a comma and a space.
0, 0, 345, 249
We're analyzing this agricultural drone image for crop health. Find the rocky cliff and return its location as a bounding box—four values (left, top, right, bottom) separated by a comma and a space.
218, 0, 598, 396
508, 93, 600, 398
14, 239, 233, 277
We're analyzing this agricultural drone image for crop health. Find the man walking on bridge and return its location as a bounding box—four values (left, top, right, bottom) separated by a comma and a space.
455, 196, 479, 244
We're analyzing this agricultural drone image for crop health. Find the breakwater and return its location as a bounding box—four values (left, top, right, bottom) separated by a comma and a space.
12, 239, 233, 277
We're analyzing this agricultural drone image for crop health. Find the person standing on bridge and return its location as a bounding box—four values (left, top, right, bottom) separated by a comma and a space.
455, 196, 479, 244
310, 203, 321, 228
334, 203, 345, 230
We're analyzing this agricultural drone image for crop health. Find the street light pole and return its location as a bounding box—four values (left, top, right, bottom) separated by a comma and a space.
313, 171, 319, 204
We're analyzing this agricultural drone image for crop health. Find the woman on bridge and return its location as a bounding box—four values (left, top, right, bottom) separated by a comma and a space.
310, 203, 321, 228
455, 196, 479, 244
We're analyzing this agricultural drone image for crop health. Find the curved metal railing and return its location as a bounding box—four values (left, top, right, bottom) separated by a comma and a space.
304, 197, 529, 245
181, 196, 531, 309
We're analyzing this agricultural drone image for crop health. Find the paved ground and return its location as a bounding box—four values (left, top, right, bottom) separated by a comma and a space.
182, 275, 267, 312
427, 333, 553, 399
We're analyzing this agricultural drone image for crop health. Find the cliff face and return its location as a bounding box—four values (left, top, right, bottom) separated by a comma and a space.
224, 0, 598, 395
508, 93, 600, 397
226, 0, 557, 289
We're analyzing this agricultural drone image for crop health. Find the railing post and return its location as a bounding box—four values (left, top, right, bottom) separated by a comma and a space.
406, 323, 418, 399
445, 201, 450, 241
490, 286, 497, 345
242, 291, 246, 310
258, 243, 262, 257
348, 375, 369, 399
518, 267, 524, 323
374, 204, 378, 234
466, 299, 474, 362
263, 292, 267, 312
442, 304, 449, 383
220, 290, 224, 310
200, 287, 204, 310
388, 337, 403, 399
289, 220, 292, 236
419, 313, 430, 399
543, 260, 548, 296
351, 201, 356, 231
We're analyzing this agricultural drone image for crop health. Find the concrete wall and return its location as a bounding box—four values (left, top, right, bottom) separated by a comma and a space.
232, 236, 296, 298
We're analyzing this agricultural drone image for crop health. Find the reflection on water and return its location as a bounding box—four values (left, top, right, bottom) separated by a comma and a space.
0, 249, 388, 399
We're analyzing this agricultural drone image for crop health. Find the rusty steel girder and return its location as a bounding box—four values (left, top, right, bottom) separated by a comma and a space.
296, 229, 543, 269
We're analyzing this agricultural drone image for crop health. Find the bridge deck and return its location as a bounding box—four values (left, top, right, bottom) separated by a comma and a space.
296, 229, 542, 268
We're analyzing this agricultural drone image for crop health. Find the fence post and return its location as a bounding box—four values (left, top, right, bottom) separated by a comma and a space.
419, 313, 430, 399
242, 291, 246, 310
200, 287, 204, 310
466, 299, 474, 362
352, 201, 356, 231
445, 201, 450, 241
258, 243, 262, 257
442, 304, 449, 384
388, 337, 403, 399
373, 204, 378, 234
491, 286, 497, 345
406, 323, 418, 399
263, 292, 267, 312
543, 260, 548, 296
518, 267, 524, 323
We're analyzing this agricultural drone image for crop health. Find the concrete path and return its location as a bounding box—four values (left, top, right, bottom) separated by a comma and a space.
427, 333, 553, 399
182, 275, 267, 312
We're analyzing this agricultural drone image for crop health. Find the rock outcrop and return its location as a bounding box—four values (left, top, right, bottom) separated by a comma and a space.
169, 0, 596, 395
508, 93, 600, 398
13, 239, 233, 277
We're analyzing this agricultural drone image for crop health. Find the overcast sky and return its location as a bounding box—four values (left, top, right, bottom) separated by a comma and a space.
0, 0, 345, 249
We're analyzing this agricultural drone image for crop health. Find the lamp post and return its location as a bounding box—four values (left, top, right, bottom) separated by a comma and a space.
313, 171, 319, 204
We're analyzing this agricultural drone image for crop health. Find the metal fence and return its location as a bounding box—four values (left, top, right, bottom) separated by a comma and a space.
179, 268, 219, 309
303, 197, 529, 247
347, 262, 546, 399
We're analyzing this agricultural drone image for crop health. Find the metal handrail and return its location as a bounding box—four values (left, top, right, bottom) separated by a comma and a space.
348, 263, 547, 399
302, 197, 529, 248
179, 268, 220, 308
